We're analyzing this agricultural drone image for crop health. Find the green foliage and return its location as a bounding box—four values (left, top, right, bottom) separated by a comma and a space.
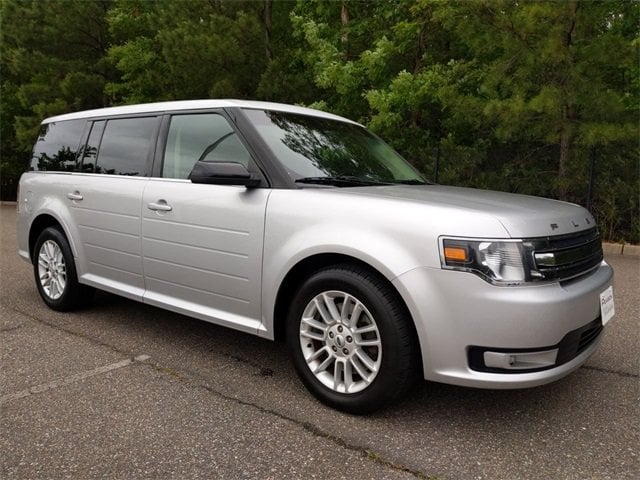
0, 0, 637, 241
291, 0, 639, 242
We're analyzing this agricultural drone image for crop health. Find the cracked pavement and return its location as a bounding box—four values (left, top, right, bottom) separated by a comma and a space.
1, 205, 638, 479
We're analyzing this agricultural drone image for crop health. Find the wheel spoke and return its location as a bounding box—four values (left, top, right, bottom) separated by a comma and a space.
354, 324, 377, 334
347, 302, 363, 328
322, 293, 341, 323
340, 295, 352, 322
355, 347, 377, 372
313, 298, 332, 324
45, 241, 55, 259
301, 316, 328, 334
306, 346, 330, 362
49, 278, 58, 298
313, 354, 335, 374
333, 360, 343, 390
343, 359, 354, 392
356, 338, 381, 348
300, 329, 325, 341
349, 355, 369, 382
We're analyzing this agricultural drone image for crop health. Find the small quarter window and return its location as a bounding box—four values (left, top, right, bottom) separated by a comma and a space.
95, 117, 157, 176
163, 114, 251, 179
31, 119, 86, 171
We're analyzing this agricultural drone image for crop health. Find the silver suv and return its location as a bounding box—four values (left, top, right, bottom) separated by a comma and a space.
17, 100, 615, 413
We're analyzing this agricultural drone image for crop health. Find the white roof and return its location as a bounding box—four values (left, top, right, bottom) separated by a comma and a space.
43, 99, 360, 125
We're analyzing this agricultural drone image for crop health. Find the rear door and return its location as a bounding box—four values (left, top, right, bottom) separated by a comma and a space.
141, 112, 270, 334
70, 116, 159, 300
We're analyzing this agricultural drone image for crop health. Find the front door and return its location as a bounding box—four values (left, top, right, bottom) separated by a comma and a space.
141, 112, 270, 334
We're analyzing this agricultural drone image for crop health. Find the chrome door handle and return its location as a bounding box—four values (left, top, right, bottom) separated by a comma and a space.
66, 192, 83, 201
147, 200, 172, 212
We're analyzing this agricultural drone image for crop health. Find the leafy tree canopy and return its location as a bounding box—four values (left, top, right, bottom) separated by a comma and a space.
1, 0, 638, 241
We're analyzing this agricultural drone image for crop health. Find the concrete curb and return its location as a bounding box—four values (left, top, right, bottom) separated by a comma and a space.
602, 242, 640, 257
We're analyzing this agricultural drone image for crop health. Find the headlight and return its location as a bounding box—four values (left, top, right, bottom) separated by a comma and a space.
440, 238, 526, 285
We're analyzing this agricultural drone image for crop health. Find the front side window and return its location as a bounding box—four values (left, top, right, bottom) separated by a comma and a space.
95, 117, 157, 176
243, 109, 426, 185
31, 119, 86, 171
162, 113, 251, 179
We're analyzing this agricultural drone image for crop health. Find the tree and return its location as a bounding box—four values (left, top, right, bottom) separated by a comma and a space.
106, 0, 266, 103
1, 0, 114, 153
291, 0, 639, 241
0, 0, 637, 241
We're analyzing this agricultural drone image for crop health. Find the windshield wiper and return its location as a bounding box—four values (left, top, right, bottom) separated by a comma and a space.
294, 176, 392, 187
392, 179, 430, 185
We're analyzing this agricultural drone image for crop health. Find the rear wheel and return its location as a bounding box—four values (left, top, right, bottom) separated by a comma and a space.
287, 264, 417, 414
33, 227, 94, 311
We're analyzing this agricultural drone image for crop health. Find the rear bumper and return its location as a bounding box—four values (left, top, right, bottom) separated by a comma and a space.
393, 261, 613, 389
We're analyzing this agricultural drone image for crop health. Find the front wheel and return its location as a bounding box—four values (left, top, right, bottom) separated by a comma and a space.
286, 264, 418, 414
33, 226, 94, 311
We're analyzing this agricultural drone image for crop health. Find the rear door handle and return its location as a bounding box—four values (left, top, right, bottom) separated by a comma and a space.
147, 200, 172, 212
67, 191, 83, 201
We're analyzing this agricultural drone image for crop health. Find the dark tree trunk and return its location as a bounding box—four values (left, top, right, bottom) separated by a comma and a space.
263, 0, 273, 62
340, 3, 349, 59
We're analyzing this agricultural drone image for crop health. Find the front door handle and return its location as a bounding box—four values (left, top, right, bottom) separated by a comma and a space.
147, 200, 172, 212
66, 191, 83, 201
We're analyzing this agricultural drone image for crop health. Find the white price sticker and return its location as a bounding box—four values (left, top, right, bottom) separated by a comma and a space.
599, 286, 615, 326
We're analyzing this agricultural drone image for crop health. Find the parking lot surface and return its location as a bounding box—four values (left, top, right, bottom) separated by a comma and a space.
1, 204, 638, 479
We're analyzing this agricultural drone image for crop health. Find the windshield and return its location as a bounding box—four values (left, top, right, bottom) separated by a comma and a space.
243, 109, 426, 185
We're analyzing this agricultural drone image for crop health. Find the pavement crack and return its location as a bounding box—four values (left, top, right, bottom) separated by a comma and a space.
1, 303, 142, 359
145, 360, 436, 479
0, 324, 24, 333
1, 303, 435, 476
582, 365, 638, 378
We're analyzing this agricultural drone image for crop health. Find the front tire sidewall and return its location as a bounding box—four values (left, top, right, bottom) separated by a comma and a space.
287, 267, 413, 414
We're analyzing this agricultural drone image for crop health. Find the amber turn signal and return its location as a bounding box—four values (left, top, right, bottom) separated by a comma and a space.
444, 246, 468, 262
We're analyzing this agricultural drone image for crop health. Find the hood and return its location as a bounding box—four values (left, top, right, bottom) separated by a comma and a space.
341, 185, 596, 238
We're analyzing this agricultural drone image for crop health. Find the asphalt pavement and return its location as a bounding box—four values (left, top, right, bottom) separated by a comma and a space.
1, 204, 638, 479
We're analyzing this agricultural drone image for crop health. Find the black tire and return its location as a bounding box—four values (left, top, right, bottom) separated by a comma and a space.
286, 264, 418, 414
32, 226, 95, 311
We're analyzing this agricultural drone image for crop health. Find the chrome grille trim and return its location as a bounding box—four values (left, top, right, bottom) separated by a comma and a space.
525, 228, 604, 282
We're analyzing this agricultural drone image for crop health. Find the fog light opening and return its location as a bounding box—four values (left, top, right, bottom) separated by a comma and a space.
483, 349, 558, 370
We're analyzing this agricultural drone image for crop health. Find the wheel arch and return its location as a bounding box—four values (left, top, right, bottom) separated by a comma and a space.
272, 253, 422, 373
28, 213, 72, 263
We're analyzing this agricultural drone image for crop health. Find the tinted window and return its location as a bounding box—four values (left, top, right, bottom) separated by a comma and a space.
95, 117, 157, 176
80, 120, 105, 173
31, 119, 86, 171
163, 114, 251, 179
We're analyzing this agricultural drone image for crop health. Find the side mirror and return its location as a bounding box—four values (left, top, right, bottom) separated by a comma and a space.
189, 161, 261, 187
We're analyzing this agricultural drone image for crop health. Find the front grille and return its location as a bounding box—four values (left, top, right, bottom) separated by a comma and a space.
528, 228, 603, 282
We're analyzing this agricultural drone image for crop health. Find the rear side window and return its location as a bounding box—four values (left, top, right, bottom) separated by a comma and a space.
95, 117, 157, 176
31, 119, 86, 171
162, 114, 251, 179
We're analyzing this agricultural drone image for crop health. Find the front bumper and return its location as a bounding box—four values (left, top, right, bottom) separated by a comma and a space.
392, 261, 613, 389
